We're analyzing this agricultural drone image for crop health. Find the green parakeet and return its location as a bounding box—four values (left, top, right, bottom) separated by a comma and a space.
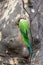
18, 19, 32, 54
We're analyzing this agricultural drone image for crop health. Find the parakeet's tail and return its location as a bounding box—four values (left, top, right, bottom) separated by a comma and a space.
26, 37, 36, 58
28, 45, 32, 54
28, 44, 35, 59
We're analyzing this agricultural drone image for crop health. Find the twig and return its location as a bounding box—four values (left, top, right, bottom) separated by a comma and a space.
22, 0, 30, 16
32, 3, 40, 21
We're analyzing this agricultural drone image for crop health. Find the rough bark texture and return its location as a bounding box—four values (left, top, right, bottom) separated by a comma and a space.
0, 0, 43, 65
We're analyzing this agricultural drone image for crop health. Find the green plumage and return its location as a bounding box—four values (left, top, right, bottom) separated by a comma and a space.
19, 19, 32, 53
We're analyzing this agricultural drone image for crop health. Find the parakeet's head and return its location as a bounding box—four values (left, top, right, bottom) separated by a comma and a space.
18, 19, 30, 36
